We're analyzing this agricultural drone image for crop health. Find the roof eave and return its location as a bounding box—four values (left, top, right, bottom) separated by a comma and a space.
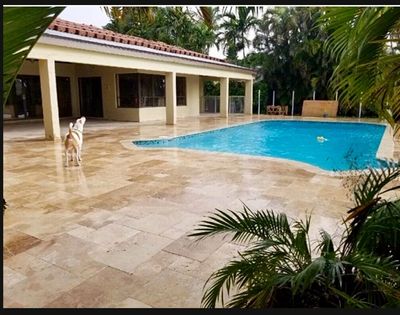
40, 29, 256, 75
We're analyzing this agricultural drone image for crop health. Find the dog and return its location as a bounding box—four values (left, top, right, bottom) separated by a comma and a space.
64, 116, 86, 167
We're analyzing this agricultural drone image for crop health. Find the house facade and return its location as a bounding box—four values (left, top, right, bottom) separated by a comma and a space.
5, 19, 255, 140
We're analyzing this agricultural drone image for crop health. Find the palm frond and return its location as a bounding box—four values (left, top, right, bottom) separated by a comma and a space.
343, 163, 400, 255
317, 230, 336, 258
3, 6, 65, 106
352, 161, 400, 207
351, 200, 400, 259
321, 7, 400, 130
188, 204, 294, 245
328, 285, 374, 308
344, 252, 400, 295
197, 7, 214, 29
291, 257, 326, 295
201, 254, 269, 308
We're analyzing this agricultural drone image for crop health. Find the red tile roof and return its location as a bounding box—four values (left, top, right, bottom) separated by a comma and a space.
47, 18, 227, 64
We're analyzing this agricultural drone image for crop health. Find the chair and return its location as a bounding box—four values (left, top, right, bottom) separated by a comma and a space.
266, 105, 286, 115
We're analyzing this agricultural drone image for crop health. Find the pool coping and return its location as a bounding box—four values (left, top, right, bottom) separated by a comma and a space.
376, 124, 395, 161
120, 117, 395, 177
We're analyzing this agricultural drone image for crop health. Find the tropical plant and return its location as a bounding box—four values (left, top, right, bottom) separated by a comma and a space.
320, 7, 400, 134
3, 6, 65, 107
103, 6, 156, 23
342, 162, 400, 261
102, 7, 156, 37
103, 6, 218, 54
104, 6, 216, 29
252, 7, 336, 112
150, 7, 217, 54
217, 7, 259, 62
189, 163, 400, 308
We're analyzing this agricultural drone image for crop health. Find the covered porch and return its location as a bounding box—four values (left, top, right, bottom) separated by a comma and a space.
5, 20, 255, 141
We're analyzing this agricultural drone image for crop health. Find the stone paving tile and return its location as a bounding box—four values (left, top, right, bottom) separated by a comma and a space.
129, 250, 181, 281
3, 266, 27, 289
3, 296, 25, 308
107, 297, 152, 308
4, 252, 53, 278
7, 209, 83, 241
67, 222, 141, 248
4, 264, 82, 308
160, 227, 190, 240
76, 208, 121, 229
88, 232, 173, 274
4, 115, 395, 308
163, 234, 227, 262
129, 268, 205, 308
167, 242, 246, 282
25, 233, 107, 280
3, 230, 42, 259
44, 267, 145, 308
115, 210, 201, 236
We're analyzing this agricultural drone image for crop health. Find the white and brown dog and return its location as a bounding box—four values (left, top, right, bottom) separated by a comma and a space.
64, 116, 86, 167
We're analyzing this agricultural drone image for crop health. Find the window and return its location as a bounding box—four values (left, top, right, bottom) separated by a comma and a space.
5, 75, 43, 119
176, 77, 186, 106
116, 74, 186, 107
117, 73, 139, 108
5, 75, 73, 119
140, 74, 165, 107
117, 73, 166, 108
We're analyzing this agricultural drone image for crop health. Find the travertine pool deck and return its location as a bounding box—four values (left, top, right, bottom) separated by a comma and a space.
3, 115, 399, 308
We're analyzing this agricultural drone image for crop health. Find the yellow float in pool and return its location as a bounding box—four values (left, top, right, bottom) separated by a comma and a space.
317, 136, 328, 143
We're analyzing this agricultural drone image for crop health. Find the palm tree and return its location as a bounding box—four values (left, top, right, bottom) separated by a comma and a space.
252, 7, 334, 108
195, 6, 221, 30
320, 7, 400, 134
217, 7, 259, 61
189, 163, 400, 308
103, 6, 156, 24
103, 6, 216, 31
103, 6, 218, 54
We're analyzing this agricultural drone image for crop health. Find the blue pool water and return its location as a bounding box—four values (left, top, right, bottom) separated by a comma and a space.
133, 120, 387, 171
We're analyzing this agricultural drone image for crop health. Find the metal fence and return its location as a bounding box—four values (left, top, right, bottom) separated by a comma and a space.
229, 96, 244, 113
200, 96, 244, 114
201, 96, 220, 113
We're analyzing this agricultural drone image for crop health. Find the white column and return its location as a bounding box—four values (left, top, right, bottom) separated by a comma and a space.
166, 71, 177, 125
244, 79, 253, 115
220, 77, 229, 118
39, 59, 60, 140
199, 76, 204, 113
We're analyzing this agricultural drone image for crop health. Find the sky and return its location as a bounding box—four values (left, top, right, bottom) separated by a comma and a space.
58, 5, 255, 59
59, 6, 110, 28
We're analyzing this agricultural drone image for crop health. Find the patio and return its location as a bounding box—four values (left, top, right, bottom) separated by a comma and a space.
3, 115, 383, 308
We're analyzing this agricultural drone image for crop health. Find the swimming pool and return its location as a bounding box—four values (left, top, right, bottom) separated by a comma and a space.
133, 120, 387, 171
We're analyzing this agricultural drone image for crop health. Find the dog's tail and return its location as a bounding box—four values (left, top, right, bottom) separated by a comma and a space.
66, 122, 73, 140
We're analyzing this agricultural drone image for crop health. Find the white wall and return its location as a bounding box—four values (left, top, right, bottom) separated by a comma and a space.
73, 65, 202, 122
18, 61, 207, 123
75, 64, 139, 121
